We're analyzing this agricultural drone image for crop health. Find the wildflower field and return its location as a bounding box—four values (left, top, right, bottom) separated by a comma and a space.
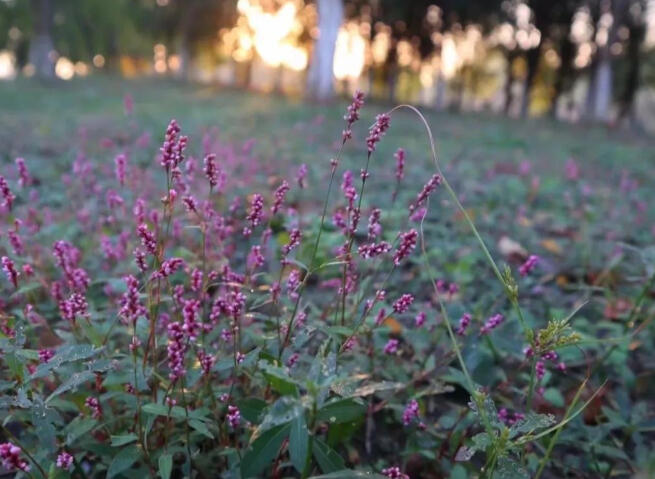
0, 78, 654, 479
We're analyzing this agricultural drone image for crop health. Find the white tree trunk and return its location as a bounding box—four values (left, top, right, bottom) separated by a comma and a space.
28, 0, 55, 79
592, 57, 612, 121
434, 72, 447, 110
28, 34, 55, 79
306, 0, 343, 101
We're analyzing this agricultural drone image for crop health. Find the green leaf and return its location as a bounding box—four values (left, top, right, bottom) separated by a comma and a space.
46, 370, 96, 403
111, 434, 138, 447
31, 344, 103, 380
64, 417, 97, 445
496, 456, 529, 479
189, 419, 214, 439
316, 398, 366, 424
258, 360, 298, 396
238, 398, 267, 423
158, 453, 173, 479
289, 413, 309, 473
313, 439, 344, 473
241, 424, 290, 478
107, 447, 141, 478
509, 412, 556, 439
258, 397, 303, 433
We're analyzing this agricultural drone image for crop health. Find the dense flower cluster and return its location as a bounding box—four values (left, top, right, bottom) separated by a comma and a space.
366, 113, 391, 153
119, 275, 146, 325
393, 229, 418, 265
0, 442, 30, 472
409, 173, 442, 213
392, 294, 414, 313
342, 90, 365, 141
382, 466, 409, 479
480, 313, 504, 335
456, 313, 472, 336
226, 405, 241, 428
1, 256, 18, 288
56, 451, 74, 470
402, 399, 419, 426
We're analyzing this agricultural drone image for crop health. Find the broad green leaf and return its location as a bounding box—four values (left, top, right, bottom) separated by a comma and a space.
317, 398, 366, 424
189, 419, 214, 439
241, 424, 290, 478
313, 439, 344, 473
258, 397, 303, 433
158, 453, 172, 479
258, 360, 298, 396
46, 370, 96, 403
238, 398, 267, 423
289, 413, 309, 473
509, 412, 556, 438
111, 434, 138, 447
107, 447, 141, 478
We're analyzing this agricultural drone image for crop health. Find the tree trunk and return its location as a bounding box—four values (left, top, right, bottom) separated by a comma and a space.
306, 0, 343, 101
28, 0, 55, 79
503, 50, 517, 115
550, 22, 575, 118
434, 72, 447, 111
520, 45, 540, 118
591, 54, 612, 121
617, 11, 645, 123
589, 0, 626, 122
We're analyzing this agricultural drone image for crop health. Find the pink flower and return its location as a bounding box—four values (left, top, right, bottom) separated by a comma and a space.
409, 174, 442, 213
0, 442, 30, 472
358, 241, 391, 259
480, 313, 504, 335
382, 466, 409, 479
455, 313, 471, 336
137, 223, 157, 255
167, 322, 187, 381
160, 119, 187, 171
244, 193, 264, 236
282, 228, 302, 256
402, 399, 419, 426
342, 90, 365, 142
38, 348, 55, 363
114, 153, 127, 186
15, 157, 31, 188
392, 294, 414, 313
119, 275, 146, 325
384, 338, 399, 355
227, 405, 241, 428
367, 208, 382, 239
394, 148, 405, 181
519, 255, 539, 276
271, 180, 290, 214
0, 175, 15, 211
1, 256, 19, 288
56, 451, 74, 470
85, 397, 102, 419
296, 164, 308, 189
366, 113, 391, 153
414, 312, 426, 328
393, 229, 418, 265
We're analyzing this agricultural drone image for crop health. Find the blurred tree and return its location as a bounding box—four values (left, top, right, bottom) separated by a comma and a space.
152, 0, 237, 79
616, 0, 646, 125
28, 0, 55, 78
306, 0, 344, 101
